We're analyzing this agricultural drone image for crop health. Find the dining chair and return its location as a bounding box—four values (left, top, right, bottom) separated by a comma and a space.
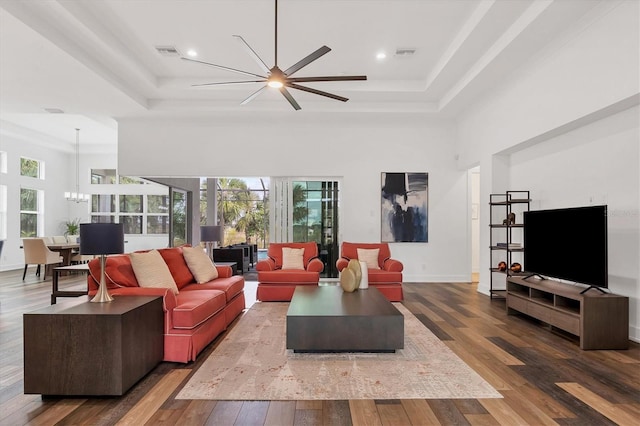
22, 238, 63, 281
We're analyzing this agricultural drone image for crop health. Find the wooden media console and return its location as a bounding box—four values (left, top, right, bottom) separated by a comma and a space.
506, 276, 629, 350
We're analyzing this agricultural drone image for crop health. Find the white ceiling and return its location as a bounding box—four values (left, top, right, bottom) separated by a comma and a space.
0, 0, 609, 152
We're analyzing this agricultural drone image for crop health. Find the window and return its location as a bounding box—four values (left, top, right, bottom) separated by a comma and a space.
119, 175, 145, 184
20, 187, 41, 237
0, 185, 6, 239
91, 194, 168, 234
215, 177, 269, 247
91, 169, 117, 184
91, 194, 116, 223
0, 151, 7, 173
119, 195, 143, 234
147, 195, 169, 234
20, 157, 44, 179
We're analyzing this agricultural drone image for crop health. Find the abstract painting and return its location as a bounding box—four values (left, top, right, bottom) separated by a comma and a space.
381, 172, 428, 242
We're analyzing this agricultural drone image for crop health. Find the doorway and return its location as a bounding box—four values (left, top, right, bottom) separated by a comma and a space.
470, 167, 480, 283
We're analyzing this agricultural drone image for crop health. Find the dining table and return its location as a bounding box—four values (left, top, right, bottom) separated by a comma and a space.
46, 243, 80, 266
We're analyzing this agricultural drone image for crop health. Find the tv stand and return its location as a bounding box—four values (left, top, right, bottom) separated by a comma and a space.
506, 276, 628, 350
580, 285, 607, 295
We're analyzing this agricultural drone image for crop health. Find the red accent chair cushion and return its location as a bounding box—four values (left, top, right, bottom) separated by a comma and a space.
336, 242, 404, 301
256, 242, 324, 301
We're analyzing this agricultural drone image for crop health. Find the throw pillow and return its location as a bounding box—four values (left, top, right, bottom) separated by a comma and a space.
281, 247, 305, 270
130, 249, 179, 294
357, 248, 381, 269
182, 246, 219, 283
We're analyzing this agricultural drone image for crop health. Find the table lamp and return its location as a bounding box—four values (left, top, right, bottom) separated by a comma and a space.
200, 225, 223, 260
80, 223, 125, 303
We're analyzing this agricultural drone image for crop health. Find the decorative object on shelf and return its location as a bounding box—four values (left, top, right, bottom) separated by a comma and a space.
359, 261, 369, 289
200, 225, 223, 260
80, 223, 125, 303
381, 172, 429, 242
502, 212, 516, 225
489, 191, 531, 299
510, 262, 522, 273
65, 128, 90, 203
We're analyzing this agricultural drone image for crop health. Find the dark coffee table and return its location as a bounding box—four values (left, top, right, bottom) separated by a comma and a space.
286, 286, 404, 352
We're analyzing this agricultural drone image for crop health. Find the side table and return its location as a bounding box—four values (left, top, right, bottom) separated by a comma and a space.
215, 261, 238, 276
51, 263, 89, 304
24, 296, 164, 396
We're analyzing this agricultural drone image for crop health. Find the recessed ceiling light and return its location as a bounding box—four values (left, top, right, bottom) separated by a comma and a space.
376, 52, 387, 60
187, 49, 198, 57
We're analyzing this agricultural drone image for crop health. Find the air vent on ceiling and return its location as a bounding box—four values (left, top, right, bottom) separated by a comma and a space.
395, 48, 416, 57
155, 45, 181, 57
44, 108, 64, 114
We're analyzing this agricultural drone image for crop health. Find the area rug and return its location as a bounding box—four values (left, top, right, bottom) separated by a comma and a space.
176, 302, 502, 400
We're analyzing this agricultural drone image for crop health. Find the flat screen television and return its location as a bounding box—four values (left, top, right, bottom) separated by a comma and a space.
523, 205, 608, 293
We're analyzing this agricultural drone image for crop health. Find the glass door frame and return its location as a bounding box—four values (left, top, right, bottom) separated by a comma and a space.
269, 177, 341, 277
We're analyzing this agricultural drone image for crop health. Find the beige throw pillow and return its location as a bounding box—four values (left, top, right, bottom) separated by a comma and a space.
183, 246, 219, 283
281, 247, 305, 270
130, 249, 179, 294
357, 248, 381, 269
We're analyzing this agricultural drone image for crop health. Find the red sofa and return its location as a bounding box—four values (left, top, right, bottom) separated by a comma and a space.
86, 246, 245, 363
256, 242, 324, 301
336, 242, 404, 301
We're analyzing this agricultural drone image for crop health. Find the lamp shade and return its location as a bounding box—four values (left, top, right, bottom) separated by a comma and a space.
80, 223, 125, 255
200, 225, 223, 243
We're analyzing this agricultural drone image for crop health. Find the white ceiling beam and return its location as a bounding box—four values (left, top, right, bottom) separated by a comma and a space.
0, 0, 150, 109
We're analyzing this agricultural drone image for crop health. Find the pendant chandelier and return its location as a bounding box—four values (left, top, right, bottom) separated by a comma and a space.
65, 128, 89, 203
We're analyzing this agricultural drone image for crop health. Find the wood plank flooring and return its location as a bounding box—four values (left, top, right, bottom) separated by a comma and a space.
0, 267, 638, 425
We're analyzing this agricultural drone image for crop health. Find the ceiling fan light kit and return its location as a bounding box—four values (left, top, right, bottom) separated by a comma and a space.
181, 0, 367, 110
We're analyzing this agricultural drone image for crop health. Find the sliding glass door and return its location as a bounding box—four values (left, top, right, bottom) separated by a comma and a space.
271, 178, 339, 278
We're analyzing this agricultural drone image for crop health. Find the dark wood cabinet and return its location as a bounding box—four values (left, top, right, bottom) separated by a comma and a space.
24, 296, 163, 396
506, 276, 629, 350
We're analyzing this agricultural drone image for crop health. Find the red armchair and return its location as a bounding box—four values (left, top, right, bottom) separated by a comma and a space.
336, 242, 404, 301
256, 242, 324, 301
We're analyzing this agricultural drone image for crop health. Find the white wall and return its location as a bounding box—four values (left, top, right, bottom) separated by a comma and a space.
0, 132, 172, 271
0, 132, 74, 270
118, 114, 469, 282
455, 1, 640, 341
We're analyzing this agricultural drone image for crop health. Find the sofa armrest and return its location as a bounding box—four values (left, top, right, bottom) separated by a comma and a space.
306, 257, 324, 273
256, 258, 276, 271
336, 257, 349, 272
382, 258, 404, 272
215, 265, 233, 278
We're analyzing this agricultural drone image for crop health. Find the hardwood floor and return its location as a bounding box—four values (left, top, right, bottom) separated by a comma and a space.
1, 268, 638, 425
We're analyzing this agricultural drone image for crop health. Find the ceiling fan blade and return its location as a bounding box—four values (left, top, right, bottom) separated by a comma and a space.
192, 80, 266, 87
233, 35, 270, 74
181, 57, 266, 79
288, 75, 368, 83
279, 87, 301, 110
286, 82, 349, 102
283, 46, 331, 76
241, 85, 268, 105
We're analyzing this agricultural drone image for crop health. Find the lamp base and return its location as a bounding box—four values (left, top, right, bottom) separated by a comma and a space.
91, 283, 114, 302
91, 255, 114, 303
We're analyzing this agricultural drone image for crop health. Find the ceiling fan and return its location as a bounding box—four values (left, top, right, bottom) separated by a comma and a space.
180, 0, 367, 110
